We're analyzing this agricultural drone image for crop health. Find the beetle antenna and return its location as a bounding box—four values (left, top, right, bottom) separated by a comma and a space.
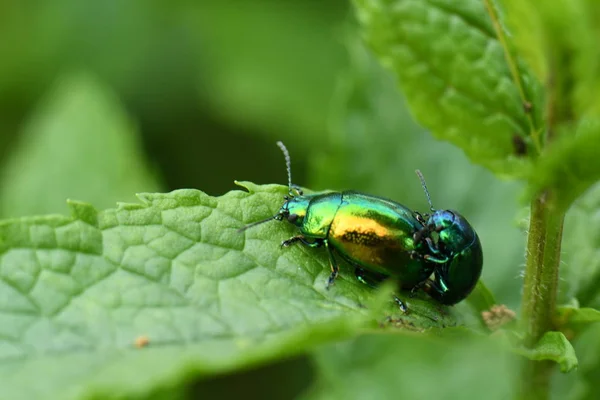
237, 214, 279, 233
276, 141, 294, 196
415, 170, 435, 212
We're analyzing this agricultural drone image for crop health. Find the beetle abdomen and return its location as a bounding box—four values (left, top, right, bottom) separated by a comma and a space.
327, 192, 432, 286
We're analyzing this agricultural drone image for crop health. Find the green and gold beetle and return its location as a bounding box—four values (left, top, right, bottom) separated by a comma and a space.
239, 142, 483, 306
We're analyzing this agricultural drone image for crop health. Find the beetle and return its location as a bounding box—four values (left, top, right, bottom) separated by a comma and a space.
239, 142, 483, 306
412, 171, 483, 305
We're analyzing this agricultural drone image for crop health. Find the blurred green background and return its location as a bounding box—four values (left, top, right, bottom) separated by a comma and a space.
1, 0, 530, 398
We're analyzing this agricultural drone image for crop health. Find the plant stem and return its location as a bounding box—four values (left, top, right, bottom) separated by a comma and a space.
519, 192, 565, 399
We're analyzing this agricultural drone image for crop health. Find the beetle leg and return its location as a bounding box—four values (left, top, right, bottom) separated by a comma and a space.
413, 226, 429, 244
423, 237, 441, 254
355, 269, 408, 313
423, 253, 449, 264
281, 235, 323, 248
422, 280, 451, 316
410, 245, 448, 264
324, 241, 339, 289
418, 237, 449, 263
354, 268, 387, 288
354, 268, 370, 287
409, 282, 426, 298
393, 296, 408, 313
413, 211, 426, 225
281, 236, 302, 248
410, 237, 449, 264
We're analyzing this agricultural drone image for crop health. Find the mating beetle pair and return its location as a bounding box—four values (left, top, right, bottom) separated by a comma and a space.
239, 142, 483, 307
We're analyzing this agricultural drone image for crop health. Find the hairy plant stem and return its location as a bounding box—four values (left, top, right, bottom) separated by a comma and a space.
519, 192, 565, 400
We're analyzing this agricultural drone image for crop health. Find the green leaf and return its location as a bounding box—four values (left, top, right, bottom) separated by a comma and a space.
467, 281, 498, 314
558, 179, 600, 307
557, 324, 600, 399
529, 118, 600, 212
557, 306, 600, 331
502, 0, 600, 119
0, 73, 162, 218
496, 0, 548, 82
506, 1, 600, 211
304, 331, 516, 400
553, 323, 600, 399
571, 1, 600, 116
510, 331, 578, 373
0, 182, 458, 399
353, 0, 543, 176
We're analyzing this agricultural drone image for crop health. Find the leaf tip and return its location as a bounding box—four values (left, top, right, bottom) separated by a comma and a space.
66, 199, 99, 226
234, 180, 258, 193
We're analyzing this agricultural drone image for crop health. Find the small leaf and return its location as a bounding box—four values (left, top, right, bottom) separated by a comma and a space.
0, 183, 457, 399
467, 281, 498, 313
353, 0, 543, 176
511, 331, 578, 373
0, 73, 162, 218
557, 306, 600, 330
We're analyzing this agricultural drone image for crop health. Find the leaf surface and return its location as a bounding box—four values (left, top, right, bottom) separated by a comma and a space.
0, 182, 459, 399
354, 0, 543, 176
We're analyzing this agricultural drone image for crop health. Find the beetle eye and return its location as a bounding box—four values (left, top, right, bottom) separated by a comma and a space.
288, 214, 298, 223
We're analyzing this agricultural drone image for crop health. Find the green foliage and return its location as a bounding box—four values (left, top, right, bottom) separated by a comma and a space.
305, 332, 515, 400
500, 0, 600, 211
560, 183, 600, 308
353, 0, 600, 398
0, 74, 162, 218
501, 0, 600, 117
559, 324, 600, 398
191, 0, 349, 143
557, 306, 600, 332
530, 118, 600, 211
0, 183, 466, 399
310, 40, 524, 306
2, 0, 600, 398
353, 0, 543, 176
513, 332, 578, 373
467, 281, 498, 315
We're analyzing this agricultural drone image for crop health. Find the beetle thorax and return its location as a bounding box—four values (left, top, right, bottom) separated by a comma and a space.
429, 210, 475, 252
281, 196, 310, 227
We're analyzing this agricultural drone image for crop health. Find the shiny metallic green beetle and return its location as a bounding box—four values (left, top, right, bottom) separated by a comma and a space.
239, 142, 483, 306
412, 171, 483, 305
